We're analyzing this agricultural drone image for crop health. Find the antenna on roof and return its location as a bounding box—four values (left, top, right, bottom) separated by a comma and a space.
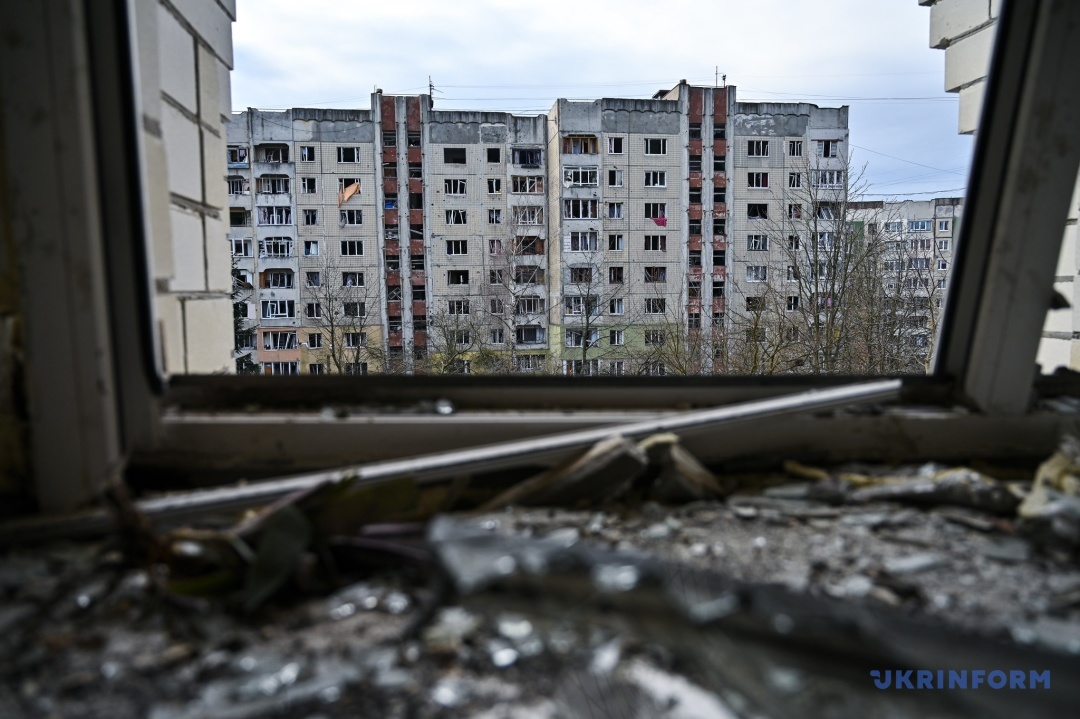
427, 75, 443, 108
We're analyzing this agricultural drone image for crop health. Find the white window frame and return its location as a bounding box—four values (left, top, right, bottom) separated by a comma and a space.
258, 206, 292, 226
261, 300, 295, 319
513, 207, 544, 225
343, 302, 366, 318
747, 266, 768, 282
263, 331, 297, 350
511, 176, 543, 194
337, 146, 360, 163
563, 199, 598, 219
817, 140, 839, 158
340, 240, 364, 256
607, 136, 625, 154
569, 231, 598, 252
564, 166, 598, 187
230, 238, 253, 257
339, 209, 363, 226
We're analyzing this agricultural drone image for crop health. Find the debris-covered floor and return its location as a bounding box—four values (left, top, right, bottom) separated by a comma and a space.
4, 438, 1080, 718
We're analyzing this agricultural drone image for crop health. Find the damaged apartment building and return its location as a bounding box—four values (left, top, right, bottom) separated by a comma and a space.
226, 83, 855, 375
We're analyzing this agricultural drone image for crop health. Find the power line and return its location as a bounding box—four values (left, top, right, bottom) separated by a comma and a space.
863, 188, 967, 197
851, 144, 967, 176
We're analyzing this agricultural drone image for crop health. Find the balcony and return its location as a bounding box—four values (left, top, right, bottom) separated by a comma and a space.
252, 161, 294, 176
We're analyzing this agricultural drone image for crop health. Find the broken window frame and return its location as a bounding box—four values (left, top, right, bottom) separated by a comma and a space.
257, 206, 292, 226
564, 166, 598, 187
339, 209, 363, 226
563, 199, 598, 219
568, 231, 598, 252
643, 138, 667, 155
512, 207, 544, 225
16, 0, 1080, 516
747, 140, 769, 157
511, 176, 543, 194
262, 331, 297, 350
343, 302, 366, 318
644, 171, 666, 188
337, 146, 360, 163
562, 135, 598, 155
511, 148, 542, 167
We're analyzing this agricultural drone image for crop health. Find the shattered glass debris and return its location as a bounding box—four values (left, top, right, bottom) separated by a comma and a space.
5, 434, 1080, 716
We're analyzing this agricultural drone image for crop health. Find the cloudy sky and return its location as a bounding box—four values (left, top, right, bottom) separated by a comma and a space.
231, 0, 981, 199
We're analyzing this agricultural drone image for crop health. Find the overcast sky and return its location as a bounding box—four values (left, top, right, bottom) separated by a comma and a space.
231, 0, 980, 199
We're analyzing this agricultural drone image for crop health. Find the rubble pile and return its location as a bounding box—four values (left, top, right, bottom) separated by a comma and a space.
3, 434, 1080, 717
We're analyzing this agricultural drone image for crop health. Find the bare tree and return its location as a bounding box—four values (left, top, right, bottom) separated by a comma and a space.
301, 252, 382, 374
724, 152, 884, 374
557, 235, 630, 375
477, 230, 551, 374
